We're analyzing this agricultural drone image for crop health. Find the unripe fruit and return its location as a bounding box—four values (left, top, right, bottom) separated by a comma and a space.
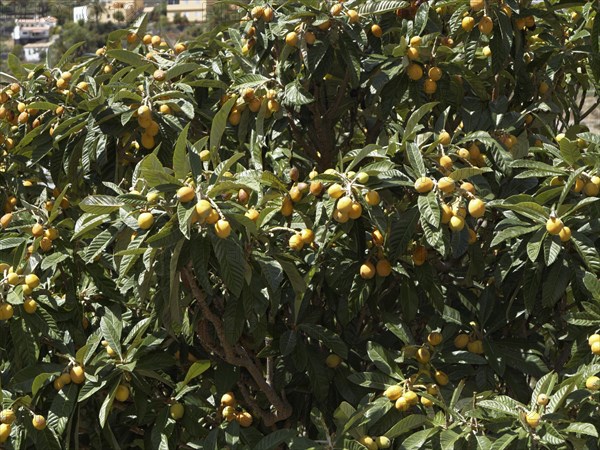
376, 259, 392, 277
439, 131, 451, 146
438, 177, 455, 194
526, 411, 540, 428
106, 345, 117, 357
245, 208, 259, 222
410, 36, 422, 47
328, 183, 344, 199
170, 402, 185, 420
586, 376, 600, 390
221, 392, 236, 407
32, 223, 44, 237
6, 273, 20, 286
70, 365, 86, 384
559, 226, 571, 242
376, 436, 391, 449
416, 347, 430, 363
281, 197, 293, 216
403, 390, 418, 406
449, 215, 465, 232
360, 261, 376, 279
300, 229, 315, 244
0, 423, 9, 443
427, 332, 443, 346
25, 274, 40, 289
407, 63, 423, 81
59, 373, 71, 385
0, 213, 12, 229
384, 385, 403, 401
215, 219, 231, 238
454, 333, 469, 349
326, 354, 342, 368
468, 198, 486, 218
138, 212, 154, 230
423, 78, 437, 95
115, 384, 130, 402
537, 394, 550, 405
412, 245, 427, 266
421, 396, 433, 407
285, 32, 298, 47
358, 436, 377, 450
237, 411, 253, 427
434, 370, 449, 386
462, 16, 475, 31
23, 298, 38, 314
584, 181, 599, 196
365, 190, 380, 205
441, 204, 453, 224
467, 339, 484, 354
414, 177, 434, 193
289, 234, 304, 251
406, 46, 420, 60
0, 409, 15, 424
470, 0, 484, 11
228, 109, 241, 126
371, 24, 383, 38
222, 406, 237, 421
428, 67, 442, 82
478, 16, 493, 35
546, 217, 563, 235
588, 334, 600, 347
289, 185, 303, 203
0, 303, 13, 320
372, 229, 384, 246
572, 177, 584, 193
32, 415, 47, 430
592, 341, 600, 355
348, 202, 363, 219
336, 196, 353, 213
395, 396, 410, 411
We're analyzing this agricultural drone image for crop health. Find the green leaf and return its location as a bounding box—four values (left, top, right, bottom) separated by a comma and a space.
359, 0, 409, 15
418, 192, 441, 228
79, 195, 123, 214
211, 236, 246, 297
100, 309, 123, 360
366, 341, 399, 376
447, 167, 492, 180
180, 361, 210, 389
99, 378, 120, 428
406, 142, 426, 175
173, 123, 191, 180
386, 414, 428, 439
298, 324, 348, 358
106, 49, 147, 67
283, 80, 314, 106
210, 97, 236, 151
347, 372, 397, 390
388, 207, 420, 262
542, 260, 570, 308
252, 430, 298, 450
562, 422, 598, 437
477, 399, 519, 417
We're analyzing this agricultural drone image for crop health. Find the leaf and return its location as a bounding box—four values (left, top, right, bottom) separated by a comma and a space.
477, 399, 519, 417
347, 372, 397, 390
562, 422, 598, 437
489, 433, 518, 450
542, 260, 570, 308
359, 0, 409, 15
298, 324, 348, 358
173, 123, 190, 180
100, 309, 123, 360
79, 195, 123, 214
388, 207, 420, 262
406, 142, 426, 175
283, 80, 314, 106
211, 235, 246, 297
448, 167, 492, 180
106, 49, 147, 67
385, 414, 428, 439
180, 361, 210, 388
99, 378, 120, 428
366, 341, 399, 376
403, 102, 438, 143
252, 430, 298, 450
209, 97, 236, 151
418, 192, 441, 228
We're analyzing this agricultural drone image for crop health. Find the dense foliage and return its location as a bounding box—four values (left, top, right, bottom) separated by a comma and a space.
1, 0, 600, 448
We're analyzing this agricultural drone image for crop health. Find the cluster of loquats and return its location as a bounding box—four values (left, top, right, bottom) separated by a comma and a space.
219, 392, 253, 428
0, 407, 47, 445
0, 266, 42, 319
224, 87, 280, 126
453, 326, 485, 355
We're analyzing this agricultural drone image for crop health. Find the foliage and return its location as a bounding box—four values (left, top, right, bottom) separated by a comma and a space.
0, 0, 600, 449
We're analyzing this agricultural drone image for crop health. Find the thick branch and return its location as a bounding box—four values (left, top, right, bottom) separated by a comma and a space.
181, 263, 293, 425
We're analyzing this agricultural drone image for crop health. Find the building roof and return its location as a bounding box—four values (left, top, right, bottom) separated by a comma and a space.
24, 41, 53, 49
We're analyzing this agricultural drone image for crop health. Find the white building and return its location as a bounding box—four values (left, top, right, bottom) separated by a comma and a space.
23, 41, 53, 63
73, 6, 89, 23
12, 17, 57, 43
143, 0, 216, 22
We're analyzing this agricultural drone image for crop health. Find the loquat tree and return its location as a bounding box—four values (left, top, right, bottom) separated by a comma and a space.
0, 0, 600, 448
